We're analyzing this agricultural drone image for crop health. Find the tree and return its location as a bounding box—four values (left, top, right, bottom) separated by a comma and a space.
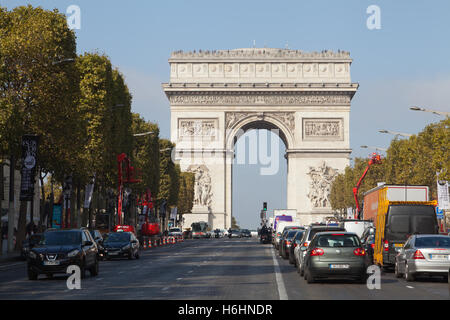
131, 113, 160, 198
0, 6, 81, 249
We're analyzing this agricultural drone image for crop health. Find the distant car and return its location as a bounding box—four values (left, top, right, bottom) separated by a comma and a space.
289, 230, 305, 265
103, 232, 140, 260
168, 227, 183, 237
21, 233, 42, 260
294, 225, 346, 277
27, 229, 99, 280
395, 234, 450, 282
221, 229, 229, 237
303, 232, 367, 283
360, 227, 376, 265
250, 230, 258, 237
280, 229, 303, 259
240, 229, 251, 238
89, 229, 105, 260
213, 229, 223, 238
229, 229, 241, 238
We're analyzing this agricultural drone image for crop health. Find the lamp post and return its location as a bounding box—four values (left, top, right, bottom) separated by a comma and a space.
410, 106, 450, 117
379, 129, 413, 138
361, 145, 387, 152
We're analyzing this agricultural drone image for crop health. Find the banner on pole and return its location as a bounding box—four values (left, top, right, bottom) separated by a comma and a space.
52, 204, 62, 229
19, 135, 39, 201
84, 175, 95, 208
437, 180, 449, 210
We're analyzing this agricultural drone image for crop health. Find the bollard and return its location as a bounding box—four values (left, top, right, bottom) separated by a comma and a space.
148, 239, 152, 248
142, 237, 147, 250
153, 239, 158, 247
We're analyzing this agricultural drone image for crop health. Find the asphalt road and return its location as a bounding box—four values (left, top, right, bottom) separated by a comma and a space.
0, 237, 448, 300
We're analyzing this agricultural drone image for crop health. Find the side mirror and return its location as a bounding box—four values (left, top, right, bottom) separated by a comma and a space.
300, 246, 307, 252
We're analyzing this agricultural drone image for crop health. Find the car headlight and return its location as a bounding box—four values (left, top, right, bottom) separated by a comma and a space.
29, 251, 37, 259
67, 249, 80, 258
122, 245, 131, 251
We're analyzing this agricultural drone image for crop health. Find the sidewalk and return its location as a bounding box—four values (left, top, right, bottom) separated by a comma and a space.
0, 239, 22, 264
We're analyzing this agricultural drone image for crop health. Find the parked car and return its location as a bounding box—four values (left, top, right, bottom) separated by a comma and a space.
21, 233, 42, 260
302, 232, 367, 283
103, 232, 140, 260
240, 229, 252, 238
294, 225, 346, 277
394, 234, 450, 282
168, 227, 183, 237
289, 230, 305, 265
280, 229, 303, 259
27, 229, 99, 280
229, 229, 241, 238
221, 229, 229, 237
88, 229, 105, 260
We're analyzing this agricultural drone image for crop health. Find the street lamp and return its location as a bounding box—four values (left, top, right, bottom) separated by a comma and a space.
133, 131, 155, 137
410, 106, 450, 117
361, 145, 387, 152
379, 129, 413, 138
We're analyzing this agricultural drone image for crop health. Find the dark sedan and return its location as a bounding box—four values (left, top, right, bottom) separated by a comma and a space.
280, 229, 302, 260
103, 232, 140, 260
303, 232, 367, 284
27, 229, 99, 280
240, 229, 252, 238
21, 233, 42, 260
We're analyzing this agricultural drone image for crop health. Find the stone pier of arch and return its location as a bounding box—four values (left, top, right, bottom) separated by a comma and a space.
162, 48, 358, 230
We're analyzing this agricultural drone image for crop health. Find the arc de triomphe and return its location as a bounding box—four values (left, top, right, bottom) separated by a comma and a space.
162, 48, 358, 229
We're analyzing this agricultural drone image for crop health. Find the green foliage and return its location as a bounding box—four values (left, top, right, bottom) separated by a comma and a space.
178, 171, 195, 214
131, 113, 160, 197
158, 139, 177, 205
330, 118, 450, 212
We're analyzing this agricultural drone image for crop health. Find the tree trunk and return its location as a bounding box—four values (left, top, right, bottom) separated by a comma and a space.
76, 182, 81, 228
15, 200, 28, 251
39, 170, 46, 230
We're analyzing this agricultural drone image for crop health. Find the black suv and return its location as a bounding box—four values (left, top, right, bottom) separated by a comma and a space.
27, 229, 99, 280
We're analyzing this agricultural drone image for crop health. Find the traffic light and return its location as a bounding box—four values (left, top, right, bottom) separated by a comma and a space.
263, 202, 267, 211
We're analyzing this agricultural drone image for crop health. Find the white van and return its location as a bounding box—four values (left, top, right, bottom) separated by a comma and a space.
340, 219, 373, 238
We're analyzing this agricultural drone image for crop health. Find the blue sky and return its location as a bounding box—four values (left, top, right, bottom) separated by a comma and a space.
3, 0, 450, 229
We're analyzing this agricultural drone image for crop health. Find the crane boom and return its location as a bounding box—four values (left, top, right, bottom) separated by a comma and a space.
352, 153, 382, 219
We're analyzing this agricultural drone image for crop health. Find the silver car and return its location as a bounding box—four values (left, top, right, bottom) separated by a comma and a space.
395, 234, 450, 282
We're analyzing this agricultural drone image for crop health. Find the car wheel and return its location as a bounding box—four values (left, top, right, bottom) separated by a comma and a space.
46, 273, 53, 279
289, 254, 294, 265
80, 261, 86, 279
135, 251, 140, 259
359, 272, 368, 284
28, 268, 38, 280
128, 250, 133, 260
306, 269, 315, 284
394, 261, 403, 278
90, 258, 99, 277
405, 263, 415, 282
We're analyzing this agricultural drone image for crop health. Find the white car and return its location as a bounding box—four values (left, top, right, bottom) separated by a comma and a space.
221, 229, 229, 237
168, 227, 183, 237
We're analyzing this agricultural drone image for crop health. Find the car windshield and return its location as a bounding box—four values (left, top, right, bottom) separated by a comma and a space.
40, 232, 81, 246
315, 234, 361, 247
308, 228, 345, 241
104, 232, 130, 242
415, 237, 450, 248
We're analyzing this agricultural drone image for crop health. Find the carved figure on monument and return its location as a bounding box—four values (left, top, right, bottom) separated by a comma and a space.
307, 161, 338, 208
188, 165, 213, 209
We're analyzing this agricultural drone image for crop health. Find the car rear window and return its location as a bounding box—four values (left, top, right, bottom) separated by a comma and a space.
415, 237, 450, 248
295, 231, 305, 240
315, 234, 361, 248
308, 228, 345, 241
286, 230, 298, 239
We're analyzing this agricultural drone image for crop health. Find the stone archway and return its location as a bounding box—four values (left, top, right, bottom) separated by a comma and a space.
163, 48, 358, 229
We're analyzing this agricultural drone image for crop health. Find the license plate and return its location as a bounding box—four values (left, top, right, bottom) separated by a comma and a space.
330, 264, 350, 269
393, 243, 404, 247
109, 252, 119, 255
430, 254, 448, 260
44, 261, 60, 266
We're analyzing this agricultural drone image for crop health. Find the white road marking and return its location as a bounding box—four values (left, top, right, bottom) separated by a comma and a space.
176, 278, 183, 281
406, 286, 414, 289
162, 286, 170, 291
188, 270, 193, 274
271, 248, 288, 300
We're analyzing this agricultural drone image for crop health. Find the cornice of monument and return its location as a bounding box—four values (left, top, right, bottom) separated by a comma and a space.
169, 48, 352, 62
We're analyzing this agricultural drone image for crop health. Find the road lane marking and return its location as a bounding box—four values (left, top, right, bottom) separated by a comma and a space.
406, 286, 414, 289
271, 248, 288, 300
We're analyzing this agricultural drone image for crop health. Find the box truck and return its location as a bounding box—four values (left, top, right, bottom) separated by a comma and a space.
362, 185, 438, 268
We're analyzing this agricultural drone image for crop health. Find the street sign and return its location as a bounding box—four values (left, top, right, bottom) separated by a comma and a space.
436, 207, 444, 220
437, 180, 449, 210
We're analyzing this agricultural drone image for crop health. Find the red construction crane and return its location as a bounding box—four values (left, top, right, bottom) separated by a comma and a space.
353, 153, 382, 219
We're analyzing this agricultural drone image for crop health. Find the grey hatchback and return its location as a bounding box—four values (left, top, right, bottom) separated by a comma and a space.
303, 232, 367, 284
